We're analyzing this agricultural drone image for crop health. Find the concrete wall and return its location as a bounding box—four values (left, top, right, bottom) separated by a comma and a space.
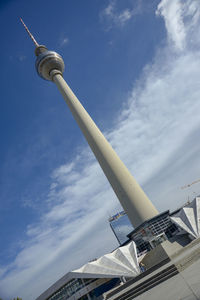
141, 239, 184, 269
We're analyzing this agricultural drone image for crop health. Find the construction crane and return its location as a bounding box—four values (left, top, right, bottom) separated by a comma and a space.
181, 178, 200, 189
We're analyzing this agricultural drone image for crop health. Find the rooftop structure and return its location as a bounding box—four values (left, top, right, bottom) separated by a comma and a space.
171, 196, 200, 239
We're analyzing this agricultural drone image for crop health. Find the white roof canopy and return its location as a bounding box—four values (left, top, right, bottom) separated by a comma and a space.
71, 242, 140, 278
170, 197, 200, 238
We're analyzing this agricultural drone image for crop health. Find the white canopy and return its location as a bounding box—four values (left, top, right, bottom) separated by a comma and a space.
171, 197, 200, 239
71, 241, 140, 278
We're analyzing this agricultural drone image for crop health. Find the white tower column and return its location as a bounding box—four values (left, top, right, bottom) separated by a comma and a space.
50, 70, 158, 228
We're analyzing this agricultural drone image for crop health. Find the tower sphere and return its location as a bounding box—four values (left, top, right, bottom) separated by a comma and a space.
35, 45, 65, 81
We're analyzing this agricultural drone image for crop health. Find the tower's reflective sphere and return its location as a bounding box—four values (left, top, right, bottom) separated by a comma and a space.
35, 45, 65, 81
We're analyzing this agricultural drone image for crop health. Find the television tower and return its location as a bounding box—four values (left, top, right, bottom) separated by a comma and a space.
20, 19, 158, 228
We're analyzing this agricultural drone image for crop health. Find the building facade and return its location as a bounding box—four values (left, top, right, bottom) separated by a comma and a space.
35, 242, 140, 300
109, 211, 133, 245
128, 211, 180, 254
35, 205, 196, 300
42, 277, 120, 300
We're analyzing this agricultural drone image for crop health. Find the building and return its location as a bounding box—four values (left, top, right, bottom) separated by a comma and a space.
109, 210, 182, 254
35, 243, 140, 300
127, 210, 180, 254
108, 206, 194, 254
103, 197, 200, 299
35, 198, 200, 300
37, 276, 120, 300
109, 211, 133, 245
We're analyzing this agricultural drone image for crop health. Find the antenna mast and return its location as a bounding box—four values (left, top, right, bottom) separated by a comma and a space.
20, 18, 39, 47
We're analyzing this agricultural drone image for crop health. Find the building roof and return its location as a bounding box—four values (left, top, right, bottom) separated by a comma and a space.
35, 242, 140, 300
72, 242, 140, 278
170, 197, 200, 238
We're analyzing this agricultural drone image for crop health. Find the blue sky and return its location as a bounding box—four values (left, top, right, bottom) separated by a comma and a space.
1, 0, 200, 299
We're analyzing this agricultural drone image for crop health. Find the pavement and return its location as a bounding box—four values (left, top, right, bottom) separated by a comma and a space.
105, 238, 200, 300
134, 259, 200, 300
134, 239, 200, 300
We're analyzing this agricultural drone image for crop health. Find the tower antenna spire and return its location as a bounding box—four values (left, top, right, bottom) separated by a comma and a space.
20, 18, 39, 47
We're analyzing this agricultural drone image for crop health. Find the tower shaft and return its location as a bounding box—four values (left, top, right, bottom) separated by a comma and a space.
51, 71, 158, 228
20, 18, 158, 228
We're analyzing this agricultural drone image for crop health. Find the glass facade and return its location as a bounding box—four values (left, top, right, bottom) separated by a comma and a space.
88, 278, 120, 299
46, 278, 120, 300
47, 278, 120, 300
130, 211, 178, 254
109, 211, 178, 253
109, 211, 133, 245
47, 278, 96, 300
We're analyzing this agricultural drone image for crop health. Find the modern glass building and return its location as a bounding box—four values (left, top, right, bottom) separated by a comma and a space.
109, 211, 133, 245
44, 277, 120, 300
36, 275, 120, 300
108, 208, 191, 256
35, 242, 140, 300
35, 207, 194, 300
128, 211, 179, 254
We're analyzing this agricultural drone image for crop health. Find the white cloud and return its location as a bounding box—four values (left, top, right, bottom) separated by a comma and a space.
118, 9, 132, 25
104, 0, 115, 17
60, 37, 69, 47
21, 198, 37, 209
1, 0, 200, 299
156, 0, 186, 50
18, 55, 26, 62
101, 0, 135, 28
156, 0, 200, 51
